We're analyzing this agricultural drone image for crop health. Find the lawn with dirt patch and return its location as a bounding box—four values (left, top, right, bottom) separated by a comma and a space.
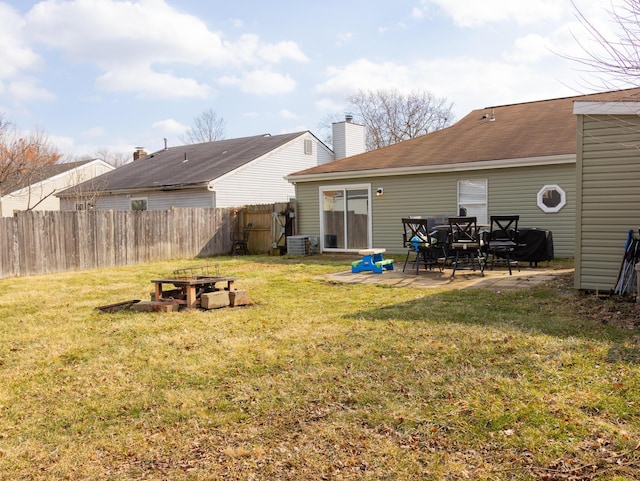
0, 256, 638, 480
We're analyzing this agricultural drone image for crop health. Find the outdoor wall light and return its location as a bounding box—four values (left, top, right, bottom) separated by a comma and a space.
376, 187, 384, 196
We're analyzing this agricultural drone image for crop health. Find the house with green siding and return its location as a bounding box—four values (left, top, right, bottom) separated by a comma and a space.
287, 88, 640, 264
574, 98, 640, 291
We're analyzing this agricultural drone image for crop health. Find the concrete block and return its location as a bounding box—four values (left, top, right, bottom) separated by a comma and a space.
133, 301, 180, 312
201, 291, 230, 309
229, 290, 251, 307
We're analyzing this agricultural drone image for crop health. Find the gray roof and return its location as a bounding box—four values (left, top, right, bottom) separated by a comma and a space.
64, 131, 306, 194
2, 159, 93, 195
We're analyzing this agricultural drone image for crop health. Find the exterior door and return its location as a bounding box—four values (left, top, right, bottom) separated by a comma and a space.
321, 185, 370, 251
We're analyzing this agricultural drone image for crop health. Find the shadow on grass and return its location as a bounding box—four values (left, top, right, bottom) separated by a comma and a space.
342, 282, 640, 362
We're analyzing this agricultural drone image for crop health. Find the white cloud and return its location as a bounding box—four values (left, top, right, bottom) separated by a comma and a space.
503, 34, 551, 63
257, 39, 308, 64
336, 32, 353, 45
315, 55, 582, 119
47, 133, 77, 155
7, 77, 55, 102
22, 0, 307, 98
411, 7, 425, 19
152, 119, 189, 135
316, 59, 414, 97
279, 109, 298, 119
219, 69, 296, 95
314, 97, 343, 113
422, 0, 567, 27
96, 67, 213, 99
0, 3, 41, 78
81, 127, 107, 138
0, 3, 53, 103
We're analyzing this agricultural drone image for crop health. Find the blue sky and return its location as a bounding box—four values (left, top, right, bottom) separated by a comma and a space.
0, 0, 626, 159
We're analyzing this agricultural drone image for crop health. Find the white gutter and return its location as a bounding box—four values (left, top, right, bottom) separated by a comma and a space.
286, 154, 575, 183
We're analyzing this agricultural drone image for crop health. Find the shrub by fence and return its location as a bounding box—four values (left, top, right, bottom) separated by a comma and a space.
0, 208, 236, 279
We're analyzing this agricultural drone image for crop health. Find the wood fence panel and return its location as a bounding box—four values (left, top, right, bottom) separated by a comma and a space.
0, 204, 289, 279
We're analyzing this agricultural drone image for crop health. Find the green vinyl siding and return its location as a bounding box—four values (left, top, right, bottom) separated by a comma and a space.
294, 161, 575, 257
576, 114, 640, 291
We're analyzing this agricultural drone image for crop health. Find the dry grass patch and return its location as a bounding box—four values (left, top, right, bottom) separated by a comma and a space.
0, 256, 639, 480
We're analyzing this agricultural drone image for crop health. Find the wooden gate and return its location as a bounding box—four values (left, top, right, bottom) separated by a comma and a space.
236, 202, 296, 254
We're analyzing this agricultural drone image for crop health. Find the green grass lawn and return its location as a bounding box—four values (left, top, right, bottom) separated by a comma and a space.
0, 256, 638, 480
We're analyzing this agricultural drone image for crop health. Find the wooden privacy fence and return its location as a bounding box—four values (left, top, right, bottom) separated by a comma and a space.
0, 208, 237, 279
0, 202, 297, 279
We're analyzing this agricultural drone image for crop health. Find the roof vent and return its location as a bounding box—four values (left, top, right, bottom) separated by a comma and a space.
345, 114, 353, 123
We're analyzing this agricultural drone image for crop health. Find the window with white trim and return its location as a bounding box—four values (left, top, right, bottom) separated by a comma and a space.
457, 179, 487, 224
537, 185, 566, 213
130, 197, 148, 211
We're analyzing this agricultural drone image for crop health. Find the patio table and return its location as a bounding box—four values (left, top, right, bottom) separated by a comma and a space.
151, 276, 236, 309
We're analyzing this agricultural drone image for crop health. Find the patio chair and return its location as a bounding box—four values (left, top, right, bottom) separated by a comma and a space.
448, 216, 485, 278
231, 222, 252, 255
486, 215, 520, 275
401, 218, 437, 274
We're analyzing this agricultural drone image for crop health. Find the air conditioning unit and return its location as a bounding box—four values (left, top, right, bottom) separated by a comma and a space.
287, 235, 318, 255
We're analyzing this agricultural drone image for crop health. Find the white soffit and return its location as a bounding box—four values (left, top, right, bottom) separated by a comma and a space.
574, 101, 640, 115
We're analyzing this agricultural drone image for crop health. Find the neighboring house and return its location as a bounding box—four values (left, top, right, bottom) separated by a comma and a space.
574, 98, 640, 291
57, 129, 348, 211
286, 88, 640, 260
0, 159, 114, 217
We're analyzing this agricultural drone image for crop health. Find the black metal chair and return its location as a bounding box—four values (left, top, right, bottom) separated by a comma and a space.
448, 216, 485, 278
231, 222, 252, 255
486, 215, 520, 275
401, 218, 437, 274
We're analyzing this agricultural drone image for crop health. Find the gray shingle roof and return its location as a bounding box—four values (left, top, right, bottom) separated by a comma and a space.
2, 159, 93, 195
66, 131, 306, 193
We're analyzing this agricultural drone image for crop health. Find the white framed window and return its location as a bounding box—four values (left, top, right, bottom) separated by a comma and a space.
457, 179, 487, 224
130, 197, 148, 211
537, 185, 566, 213
319, 184, 371, 251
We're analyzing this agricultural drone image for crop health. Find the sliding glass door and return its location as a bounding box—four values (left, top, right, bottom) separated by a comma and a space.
321, 185, 371, 251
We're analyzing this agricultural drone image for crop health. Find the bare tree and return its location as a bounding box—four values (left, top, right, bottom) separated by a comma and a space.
93, 148, 131, 167
569, 0, 640, 87
179, 109, 226, 144
61, 167, 111, 211
0, 117, 62, 200
320, 89, 454, 151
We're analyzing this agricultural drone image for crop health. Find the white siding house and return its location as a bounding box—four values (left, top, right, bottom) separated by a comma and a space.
209, 132, 334, 207
58, 131, 338, 211
1, 159, 114, 217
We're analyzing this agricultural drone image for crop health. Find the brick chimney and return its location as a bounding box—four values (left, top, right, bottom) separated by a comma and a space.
332, 115, 365, 160
133, 147, 148, 161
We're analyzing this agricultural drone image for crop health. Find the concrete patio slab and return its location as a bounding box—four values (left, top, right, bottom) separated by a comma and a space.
319, 264, 573, 291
